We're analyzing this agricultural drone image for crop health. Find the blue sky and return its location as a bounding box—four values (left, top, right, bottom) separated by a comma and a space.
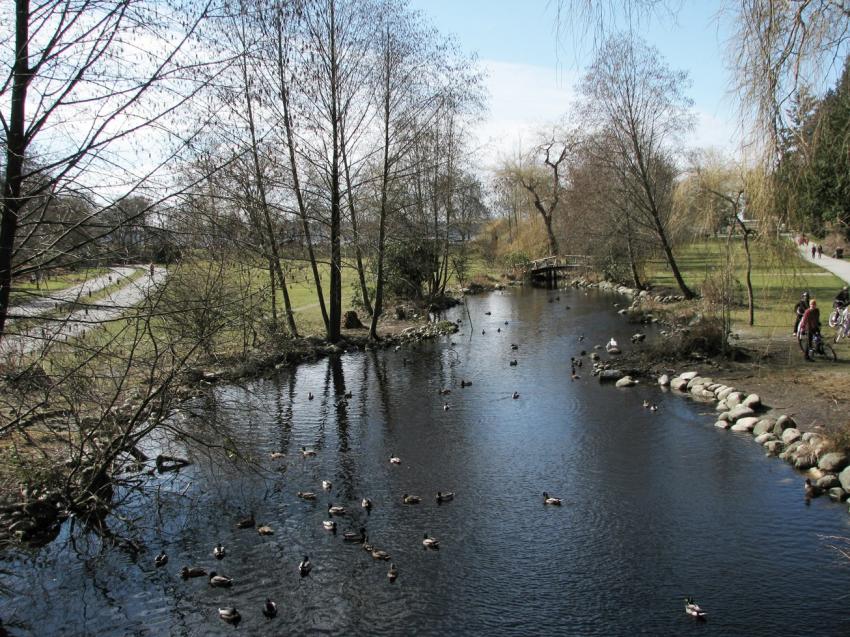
408, 0, 738, 167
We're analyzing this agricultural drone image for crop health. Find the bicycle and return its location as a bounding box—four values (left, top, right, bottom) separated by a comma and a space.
798, 329, 838, 361
829, 304, 850, 343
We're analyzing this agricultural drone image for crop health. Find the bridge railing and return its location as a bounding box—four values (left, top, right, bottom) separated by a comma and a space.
528, 255, 590, 271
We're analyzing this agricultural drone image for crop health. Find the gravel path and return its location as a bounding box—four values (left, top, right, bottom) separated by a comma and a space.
8, 266, 143, 321
0, 267, 167, 359
798, 244, 850, 285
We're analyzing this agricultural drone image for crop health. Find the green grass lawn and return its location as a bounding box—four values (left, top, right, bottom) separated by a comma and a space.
645, 238, 848, 341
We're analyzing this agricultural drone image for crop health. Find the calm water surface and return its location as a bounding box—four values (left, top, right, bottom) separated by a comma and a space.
3, 287, 850, 636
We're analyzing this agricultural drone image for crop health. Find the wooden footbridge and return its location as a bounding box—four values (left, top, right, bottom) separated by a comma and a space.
526, 255, 591, 286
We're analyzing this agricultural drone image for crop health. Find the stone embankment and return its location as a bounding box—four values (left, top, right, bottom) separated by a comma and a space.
607, 366, 850, 506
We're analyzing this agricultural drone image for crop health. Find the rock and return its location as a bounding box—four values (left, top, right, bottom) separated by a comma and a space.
725, 392, 745, 409
598, 369, 625, 382
752, 419, 776, 436
615, 376, 637, 388
765, 440, 784, 455
716, 386, 736, 400
774, 415, 797, 433
687, 376, 713, 389
727, 405, 756, 421
754, 432, 776, 444
829, 487, 847, 501
715, 420, 732, 429
819, 452, 849, 473
694, 389, 716, 400
731, 416, 760, 432
742, 394, 761, 409
817, 474, 840, 490
717, 411, 732, 422
670, 377, 689, 391
806, 467, 825, 480
781, 428, 802, 445
679, 371, 699, 381
715, 400, 729, 412
658, 374, 670, 386
839, 466, 850, 492
793, 449, 817, 470
343, 310, 364, 329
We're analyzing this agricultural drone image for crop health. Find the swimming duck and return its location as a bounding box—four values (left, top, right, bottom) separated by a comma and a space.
497, 327, 501, 332
482, 329, 486, 335
344, 391, 353, 399
297, 491, 317, 500
323, 520, 337, 532
213, 542, 226, 560
543, 492, 562, 506
343, 527, 367, 543
322, 480, 332, 491
154, 551, 168, 567
436, 491, 454, 503
804, 478, 822, 498
387, 563, 398, 582
422, 533, 440, 549
299, 555, 312, 577
443, 403, 450, 411
642, 400, 650, 408
257, 524, 274, 535
684, 597, 707, 619
236, 512, 255, 529
649, 404, 658, 412
208, 571, 233, 587
403, 494, 421, 504
371, 548, 391, 560
181, 566, 206, 579
509, 359, 518, 366
218, 607, 241, 624
460, 380, 472, 388
511, 343, 519, 350
270, 451, 285, 459
308, 392, 314, 400
327, 503, 345, 516
439, 388, 451, 395
262, 598, 278, 619
361, 498, 373, 510
301, 446, 317, 458
485, 311, 491, 315
512, 391, 519, 399
389, 456, 401, 465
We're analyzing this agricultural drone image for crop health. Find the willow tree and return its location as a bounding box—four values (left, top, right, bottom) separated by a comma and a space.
577, 34, 695, 299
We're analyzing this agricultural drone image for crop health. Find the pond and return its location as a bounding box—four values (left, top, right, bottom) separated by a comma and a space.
3, 286, 850, 636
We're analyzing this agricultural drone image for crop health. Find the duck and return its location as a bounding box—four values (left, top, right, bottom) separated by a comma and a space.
485, 311, 492, 315
301, 446, 317, 458
509, 359, 518, 366
460, 380, 472, 388
371, 548, 391, 560
308, 392, 314, 400
422, 533, 440, 549
327, 503, 345, 516
512, 391, 519, 400
642, 400, 650, 408
439, 388, 451, 395
361, 497, 373, 510
436, 491, 454, 503
263, 598, 278, 619
542, 491, 562, 506
181, 566, 206, 579
236, 512, 255, 529
497, 327, 501, 333
649, 403, 658, 412
804, 478, 822, 498
297, 491, 317, 500
323, 520, 337, 532
443, 403, 450, 411
154, 551, 168, 567
511, 343, 519, 350
270, 451, 285, 459
403, 494, 421, 504
218, 607, 241, 624
344, 390, 352, 399
213, 542, 226, 560
684, 597, 707, 619
298, 555, 312, 577
208, 571, 233, 587
257, 524, 274, 535
389, 456, 401, 465
387, 563, 398, 582
482, 329, 486, 335
322, 480, 332, 491
343, 527, 367, 543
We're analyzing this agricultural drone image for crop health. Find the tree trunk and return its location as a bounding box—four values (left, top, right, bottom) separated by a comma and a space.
736, 217, 755, 326
0, 0, 30, 344
328, 0, 341, 342
340, 131, 373, 315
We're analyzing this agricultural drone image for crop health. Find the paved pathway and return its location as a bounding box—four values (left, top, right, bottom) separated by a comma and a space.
798, 245, 850, 285
0, 267, 167, 359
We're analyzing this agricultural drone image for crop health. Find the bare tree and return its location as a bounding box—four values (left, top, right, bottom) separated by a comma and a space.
577, 34, 695, 299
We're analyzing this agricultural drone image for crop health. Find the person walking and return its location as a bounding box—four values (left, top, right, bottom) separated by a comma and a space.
811, 245, 817, 258
817, 244, 823, 258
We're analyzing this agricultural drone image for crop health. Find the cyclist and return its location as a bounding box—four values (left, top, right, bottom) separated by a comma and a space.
794, 291, 810, 335
799, 299, 821, 361
836, 285, 849, 309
